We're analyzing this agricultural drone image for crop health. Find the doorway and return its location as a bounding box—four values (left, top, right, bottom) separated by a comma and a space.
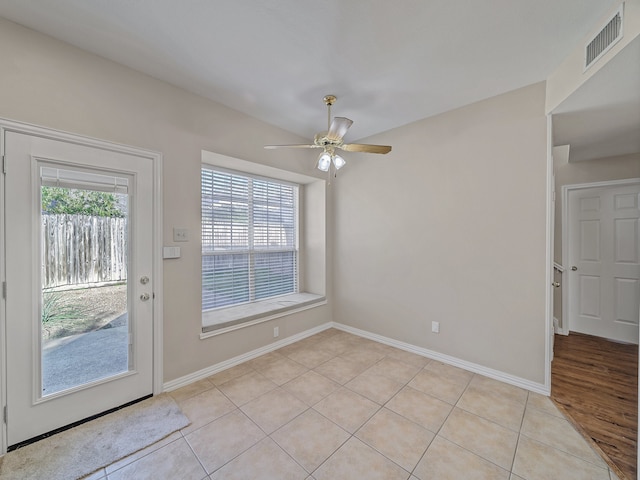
553, 178, 640, 479
0, 124, 163, 452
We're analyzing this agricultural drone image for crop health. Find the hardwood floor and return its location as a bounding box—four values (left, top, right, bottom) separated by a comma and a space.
552, 332, 638, 480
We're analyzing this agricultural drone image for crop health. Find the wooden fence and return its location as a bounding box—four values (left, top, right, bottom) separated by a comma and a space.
42, 214, 127, 288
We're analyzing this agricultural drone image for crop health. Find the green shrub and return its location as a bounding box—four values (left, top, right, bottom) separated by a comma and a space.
41, 290, 93, 324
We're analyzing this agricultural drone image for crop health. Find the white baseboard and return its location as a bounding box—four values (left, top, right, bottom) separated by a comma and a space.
163, 320, 550, 396
553, 317, 569, 336
163, 323, 333, 392
332, 322, 550, 396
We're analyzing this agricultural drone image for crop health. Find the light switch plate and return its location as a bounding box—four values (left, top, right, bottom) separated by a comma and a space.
163, 246, 181, 259
173, 228, 189, 242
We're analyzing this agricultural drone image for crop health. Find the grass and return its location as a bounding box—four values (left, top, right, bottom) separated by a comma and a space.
41, 284, 127, 340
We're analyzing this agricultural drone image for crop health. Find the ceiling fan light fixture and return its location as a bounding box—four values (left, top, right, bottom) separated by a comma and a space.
332, 154, 346, 170
264, 95, 392, 176
317, 152, 331, 172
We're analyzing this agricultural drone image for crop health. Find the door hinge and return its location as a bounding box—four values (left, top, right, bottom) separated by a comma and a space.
2, 281, 5, 299
2, 154, 5, 174
3, 405, 7, 424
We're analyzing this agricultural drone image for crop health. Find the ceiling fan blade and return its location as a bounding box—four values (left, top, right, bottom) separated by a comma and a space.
264, 144, 319, 149
341, 143, 392, 154
326, 117, 353, 142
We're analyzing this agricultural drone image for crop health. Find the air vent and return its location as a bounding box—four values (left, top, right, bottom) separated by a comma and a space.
585, 4, 624, 70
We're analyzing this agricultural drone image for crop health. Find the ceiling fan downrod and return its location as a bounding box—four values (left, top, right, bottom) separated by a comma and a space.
324, 95, 336, 132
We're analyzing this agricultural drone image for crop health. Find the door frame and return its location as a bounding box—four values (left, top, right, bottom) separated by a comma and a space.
0, 118, 164, 455
560, 177, 640, 336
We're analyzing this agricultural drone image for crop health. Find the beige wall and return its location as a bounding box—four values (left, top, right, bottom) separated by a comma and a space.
552, 152, 640, 326
0, 18, 552, 387
0, 18, 332, 382
333, 83, 549, 383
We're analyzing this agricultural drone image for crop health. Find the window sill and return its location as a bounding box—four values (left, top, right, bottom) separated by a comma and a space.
200, 292, 326, 339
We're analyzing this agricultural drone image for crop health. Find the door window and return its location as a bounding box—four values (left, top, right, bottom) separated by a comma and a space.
40, 167, 131, 396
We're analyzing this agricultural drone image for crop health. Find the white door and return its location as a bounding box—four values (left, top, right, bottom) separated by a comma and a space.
4, 131, 155, 447
567, 183, 640, 343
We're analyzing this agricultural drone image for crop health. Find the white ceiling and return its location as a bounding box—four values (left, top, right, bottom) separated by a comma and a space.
0, 0, 626, 146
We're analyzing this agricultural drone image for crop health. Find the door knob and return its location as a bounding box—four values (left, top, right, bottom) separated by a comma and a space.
140, 276, 150, 285
552, 282, 561, 288
571, 266, 578, 271
140, 293, 150, 301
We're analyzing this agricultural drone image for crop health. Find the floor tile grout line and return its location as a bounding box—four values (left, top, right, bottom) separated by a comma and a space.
416, 373, 515, 476
427, 433, 513, 477
343, 355, 457, 478
189, 408, 268, 477
262, 434, 311, 477
108, 330, 616, 479
237, 353, 378, 472
103, 431, 186, 477
518, 430, 613, 471
328, 335, 591, 476
176, 386, 238, 436
182, 429, 212, 478
404, 365, 464, 477
272, 337, 389, 476
350, 432, 419, 477
506, 390, 532, 474
272, 420, 353, 477
274, 344, 428, 478
226, 360, 597, 478
408, 371, 509, 478
521, 399, 613, 469
249, 344, 482, 475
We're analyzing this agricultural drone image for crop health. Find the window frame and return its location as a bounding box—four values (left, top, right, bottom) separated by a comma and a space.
201, 165, 300, 312
200, 151, 326, 338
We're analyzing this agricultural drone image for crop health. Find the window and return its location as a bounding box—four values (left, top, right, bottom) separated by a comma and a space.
200, 150, 326, 337
201, 167, 298, 311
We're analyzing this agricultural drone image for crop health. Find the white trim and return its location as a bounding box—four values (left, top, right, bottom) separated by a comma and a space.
332, 323, 550, 395
544, 114, 554, 393
152, 143, 164, 396
553, 317, 569, 336
561, 177, 640, 336
165, 322, 333, 391
554, 318, 569, 336
0, 130, 6, 455
167, 321, 550, 395
202, 150, 319, 186
200, 297, 326, 339
0, 118, 163, 453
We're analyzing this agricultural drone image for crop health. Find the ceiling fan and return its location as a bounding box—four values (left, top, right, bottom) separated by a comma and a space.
264, 95, 392, 173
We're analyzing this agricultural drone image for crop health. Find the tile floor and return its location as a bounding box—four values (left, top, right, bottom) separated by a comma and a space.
85, 328, 620, 479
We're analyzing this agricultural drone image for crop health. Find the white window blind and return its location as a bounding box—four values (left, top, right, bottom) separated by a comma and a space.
201, 167, 298, 311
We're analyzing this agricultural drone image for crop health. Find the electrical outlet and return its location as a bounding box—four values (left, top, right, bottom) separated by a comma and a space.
173, 228, 189, 242
273, 326, 279, 338
431, 321, 440, 334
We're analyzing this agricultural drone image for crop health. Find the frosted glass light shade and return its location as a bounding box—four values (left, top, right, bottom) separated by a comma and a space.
317, 152, 331, 171
332, 154, 346, 170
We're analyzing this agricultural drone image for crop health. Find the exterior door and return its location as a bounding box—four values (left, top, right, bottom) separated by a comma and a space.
567, 183, 640, 343
3, 131, 155, 447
